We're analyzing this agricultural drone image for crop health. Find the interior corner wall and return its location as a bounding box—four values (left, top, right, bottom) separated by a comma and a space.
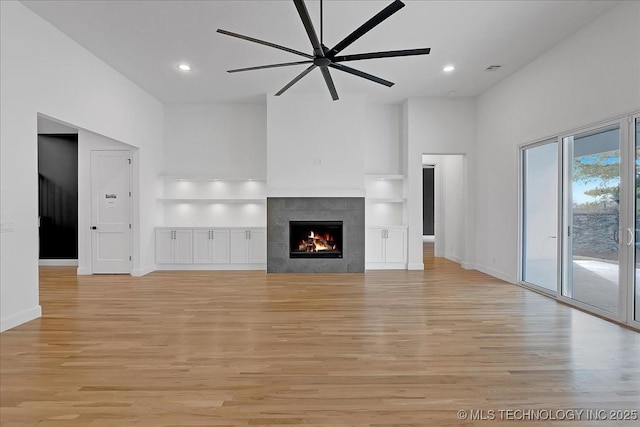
475, 1, 640, 283
163, 104, 266, 178
405, 98, 476, 270
0, 1, 163, 332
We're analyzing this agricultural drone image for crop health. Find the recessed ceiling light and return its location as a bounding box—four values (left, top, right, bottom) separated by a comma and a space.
178, 63, 191, 72
443, 65, 455, 72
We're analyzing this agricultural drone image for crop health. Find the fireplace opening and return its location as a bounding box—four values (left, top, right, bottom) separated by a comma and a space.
289, 221, 343, 258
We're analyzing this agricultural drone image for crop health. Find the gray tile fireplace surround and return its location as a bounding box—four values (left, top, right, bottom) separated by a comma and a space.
267, 197, 365, 273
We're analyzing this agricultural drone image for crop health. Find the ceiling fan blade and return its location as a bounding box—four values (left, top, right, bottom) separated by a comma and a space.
333, 48, 431, 62
228, 60, 313, 73
293, 0, 324, 57
328, 63, 394, 87
275, 64, 317, 96
217, 29, 313, 59
326, 0, 405, 58
320, 67, 339, 101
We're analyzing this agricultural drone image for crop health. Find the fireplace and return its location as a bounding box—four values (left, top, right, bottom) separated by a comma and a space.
289, 221, 343, 258
267, 197, 364, 273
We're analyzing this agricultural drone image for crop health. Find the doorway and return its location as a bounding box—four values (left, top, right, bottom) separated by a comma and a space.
38, 134, 79, 262
421, 154, 466, 264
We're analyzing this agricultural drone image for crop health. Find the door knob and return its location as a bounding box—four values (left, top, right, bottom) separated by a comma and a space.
91, 226, 97, 230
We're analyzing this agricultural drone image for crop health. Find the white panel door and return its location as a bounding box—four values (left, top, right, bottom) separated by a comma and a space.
155, 229, 174, 264
385, 228, 407, 263
174, 230, 193, 264
211, 230, 230, 264
247, 229, 266, 264
91, 150, 131, 273
193, 230, 212, 264
365, 228, 385, 263
230, 230, 248, 263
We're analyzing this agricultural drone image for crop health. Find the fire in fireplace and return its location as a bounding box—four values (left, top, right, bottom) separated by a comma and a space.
289, 221, 343, 258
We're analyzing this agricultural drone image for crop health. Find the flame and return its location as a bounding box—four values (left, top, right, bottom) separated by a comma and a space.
298, 230, 338, 252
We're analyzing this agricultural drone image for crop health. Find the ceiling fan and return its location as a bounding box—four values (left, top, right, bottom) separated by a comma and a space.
217, 0, 431, 101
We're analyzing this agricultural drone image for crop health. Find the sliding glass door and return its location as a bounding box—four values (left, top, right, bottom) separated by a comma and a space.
522, 141, 558, 292
563, 125, 621, 315
520, 113, 640, 328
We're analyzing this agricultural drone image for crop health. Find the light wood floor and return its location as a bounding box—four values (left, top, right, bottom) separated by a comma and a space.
1, 244, 639, 426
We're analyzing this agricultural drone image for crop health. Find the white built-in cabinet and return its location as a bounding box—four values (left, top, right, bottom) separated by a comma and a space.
365, 174, 408, 269
156, 227, 266, 269
230, 229, 267, 264
365, 227, 407, 268
155, 175, 267, 270
193, 230, 230, 264
155, 229, 193, 264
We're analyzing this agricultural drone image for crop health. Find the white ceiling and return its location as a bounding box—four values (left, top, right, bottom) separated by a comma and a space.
21, 0, 618, 104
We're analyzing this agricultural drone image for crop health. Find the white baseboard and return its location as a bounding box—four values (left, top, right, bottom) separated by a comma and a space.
77, 267, 91, 275
132, 265, 155, 276
366, 262, 407, 270
155, 264, 267, 271
407, 262, 424, 270
422, 235, 435, 242
39, 259, 78, 266
461, 261, 475, 270
474, 264, 515, 283
444, 252, 463, 264
1, 305, 42, 332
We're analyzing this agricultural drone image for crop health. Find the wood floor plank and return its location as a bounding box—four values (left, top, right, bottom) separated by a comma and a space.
1, 245, 639, 426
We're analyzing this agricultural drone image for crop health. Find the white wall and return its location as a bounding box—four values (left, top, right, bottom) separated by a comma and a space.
406, 98, 476, 269
0, 1, 163, 331
267, 94, 365, 197
163, 104, 266, 178
364, 103, 402, 174
475, 1, 640, 283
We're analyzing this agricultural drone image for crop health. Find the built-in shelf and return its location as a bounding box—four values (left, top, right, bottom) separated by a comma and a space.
367, 197, 406, 203
156, 175, 267, 228
158, 175, 266, 183
365, 174, 405, 181
157, 198, 266, 204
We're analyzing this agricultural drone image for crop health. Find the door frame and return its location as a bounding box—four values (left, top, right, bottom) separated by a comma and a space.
627, 113, 640, 329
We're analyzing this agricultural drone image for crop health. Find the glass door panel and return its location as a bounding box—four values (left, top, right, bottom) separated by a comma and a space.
635, 118, 640, 322
522, 141, 558, 292
564, 126, 621, 314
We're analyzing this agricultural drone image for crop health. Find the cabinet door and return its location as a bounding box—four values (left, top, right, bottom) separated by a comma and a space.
229, 230, 248, 263
365, 228, 385, 263
247, 229, 266, 264
174, 230, 193, 264
192, 230, 212, 264
155, 229, 174, 264
385, 228, 407, 263
211, 230, 230, 264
